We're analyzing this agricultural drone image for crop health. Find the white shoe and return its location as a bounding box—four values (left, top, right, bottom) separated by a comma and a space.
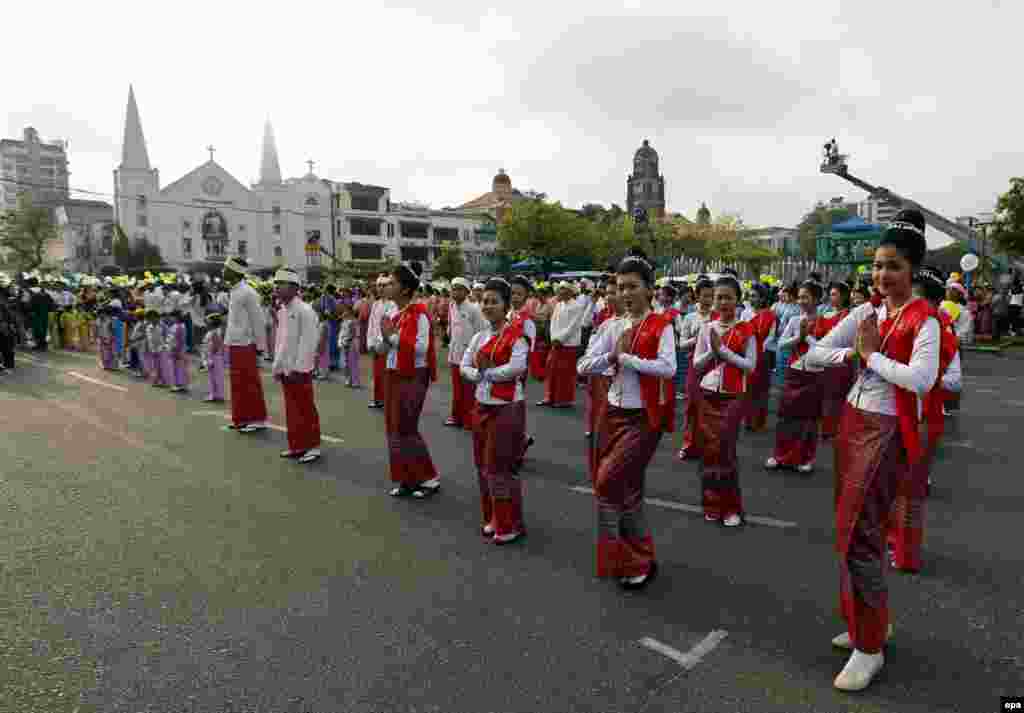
765, 457, 779, 469
832, 623, 894, 650
238, 423, 267, 433
797, 463, 814, 474
298, 449, 321, 464
493, 531, 523, 544
722, 514, 743, 527
833, 649, 884, 691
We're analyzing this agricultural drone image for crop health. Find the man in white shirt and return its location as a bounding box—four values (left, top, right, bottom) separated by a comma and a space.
539, 281, 590, 407
445, 276, 486, 428
272, 268, 321, 464
366, 274, 397, 408
223, 257, 269, 432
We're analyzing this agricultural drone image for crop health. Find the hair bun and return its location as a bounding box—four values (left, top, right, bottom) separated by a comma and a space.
627, 246, 649, 262
893, 208, 926, 235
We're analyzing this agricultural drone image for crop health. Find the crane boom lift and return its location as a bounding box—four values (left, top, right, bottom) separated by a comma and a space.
819, 140, 976, 244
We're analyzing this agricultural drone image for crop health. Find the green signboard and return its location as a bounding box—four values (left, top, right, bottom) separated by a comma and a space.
816, 232, 881, 265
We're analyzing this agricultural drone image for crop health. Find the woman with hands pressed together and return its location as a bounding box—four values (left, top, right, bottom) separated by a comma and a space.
461, 278, 530, 544
577, 249, 675, 591
691, 276, 757, 527
804, 209, 940, 692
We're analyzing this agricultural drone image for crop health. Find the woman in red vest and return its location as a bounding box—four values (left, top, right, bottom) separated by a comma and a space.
765, 279, 828, 474
584, 279, 624, 477
805, 209, 940, 692
509, 275, 538, 469
819, 281, 854, 439
887, 266, 961, 573
677, 278, 716, 460
691, 276, 757, 526
461, 278, 531, 544
743, 284, 777, 432
577, 249, 676, 591
378, 262, 441, 499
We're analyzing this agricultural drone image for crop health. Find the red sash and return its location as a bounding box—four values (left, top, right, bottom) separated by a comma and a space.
879, 298, 937, 464
627, 314, 676, 432
789, 313, 832, 365
394, 302, 437, 381
923, 324, 958, 429
594, 306, 615, 329
716, 321, 755, 394
750, 308, 777, 353
475, 320, 526, 401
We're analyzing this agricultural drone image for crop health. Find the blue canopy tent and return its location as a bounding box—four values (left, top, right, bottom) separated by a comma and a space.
817, 216, 883, 264
830, 215, 882, 235
509, 258, 568, 272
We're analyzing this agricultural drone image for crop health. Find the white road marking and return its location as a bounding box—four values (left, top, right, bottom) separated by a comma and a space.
639, 631, 728, 670
191, 411, 344, 443
568, 486, 797, 529
67, 371, 129, 392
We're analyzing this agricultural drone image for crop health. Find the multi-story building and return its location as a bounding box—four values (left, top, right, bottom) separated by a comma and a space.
56, 199, 115, 273
0, 127, 70, 213
745, 226, 800, 258
857, 196, 900, 224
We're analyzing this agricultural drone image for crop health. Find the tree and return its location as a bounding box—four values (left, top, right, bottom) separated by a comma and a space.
112, 223, 132, 268
0, 195, 58, 271
696, 202, 711, 225
112, 224, 165, 270
432, 242, 466, 281
498, 199, 594, 274
709, 240, 779, 278
797, 203, 851, 259
992, 177, 1024, 255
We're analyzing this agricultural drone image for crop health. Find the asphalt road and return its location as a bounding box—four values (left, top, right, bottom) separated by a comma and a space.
1, 345, 1021, 713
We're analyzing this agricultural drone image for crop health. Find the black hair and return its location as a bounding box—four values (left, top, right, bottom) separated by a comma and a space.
829, 280, 851, 307
484, 277, 512, 307
392, 261, 422, 298
914, 265, 946, 304
714, 275, 742, 299
879, 208, 927, 267
695, 278, 714, 294
509, 275, 532, 293
616, 247, 655, 287
659, 283, 677, 297
800, 279, 824, 301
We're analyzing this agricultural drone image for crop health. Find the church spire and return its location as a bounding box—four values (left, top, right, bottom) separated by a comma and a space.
120, 85, 151, 171
259, 119, 282, 185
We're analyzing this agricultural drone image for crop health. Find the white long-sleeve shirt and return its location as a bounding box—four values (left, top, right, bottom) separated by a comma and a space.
805, 301, 940, 418
380, 312, 431, 370
582, 317, 624, 376
776, 313, 822, 372
692, 320, 758, 393
225, 281, 267, 351
942, 351, 962, 393
679, 309, 714, 352
448, 299, 486, 365
272, 298, 319, 376
577, 314, 676, 409
550, 295, 590, 347
459, 325, 530, 404
366, 298, 397, 351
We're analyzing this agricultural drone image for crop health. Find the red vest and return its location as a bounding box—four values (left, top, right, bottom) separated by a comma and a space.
923, 317, 959, 434
594, 306, 615, 329
394, 302, 437, 381
878, 298, 938, 464
628, 313, 676, 433
750, 308, 777, 354
475, 320, 527, 401
714, 321, 755, 394
789, 314, 833, 365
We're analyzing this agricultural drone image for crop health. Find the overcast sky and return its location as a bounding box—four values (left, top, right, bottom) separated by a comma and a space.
5, 0, 1019, 244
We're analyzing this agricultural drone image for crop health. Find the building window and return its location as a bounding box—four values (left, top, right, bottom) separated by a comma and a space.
183, 219, 192, 231
399, 221, 429, 240
351, 243, 383, 260
386, 223, 395, 238
434, 227, 459, 243
183, 238, 192, 257
336, 219, 342, 236
137, 214, 148, 227
305, 194, 319, 207
207, 240, 225, 258
273, 224, 281, 235
351, 195, 377, 211
350, 218, 382, 237
238, 224, 246, 232
274, 246, 283, 258
137, 195, 147, 210
400, 246, 429, 262
237, 240, 247, 256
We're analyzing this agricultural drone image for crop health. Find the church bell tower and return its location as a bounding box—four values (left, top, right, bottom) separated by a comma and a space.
626, 139, 665, 219
113, 85, 159, 242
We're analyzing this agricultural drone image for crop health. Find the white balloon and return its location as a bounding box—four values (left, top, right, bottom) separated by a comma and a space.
960, 253, 980, 272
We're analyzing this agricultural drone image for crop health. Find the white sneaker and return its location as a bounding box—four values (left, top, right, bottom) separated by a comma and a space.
238, 423, 267, 433
833, 649, 884, 691
832, 623, 894, 650
797, 463, 814, 474
297, 449, 321, 464
723, 514, 743, 527
765, 457, 779, 469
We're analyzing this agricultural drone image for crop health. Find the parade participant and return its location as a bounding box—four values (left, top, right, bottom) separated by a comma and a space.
96, 306, 117, 370
539, 282, 588, 408
26, 278, 54, 351
765, 278, 828, 473
156, 308, 176, 389
271, 269, 322, 464
0, 286, 15, 371
820, 281, 854, 439
471, 281, 485, 304
692, 276, 757, 526
320, 285, 341, 371
355, 287, 372, 354
677, 277, 716, 460
366, 275, 396, 409
379, 262, 440, 498
744, 284, 777, 431
577, 248, 675, 590
805, 208, 939, 691
143, 310, 160, 383
851, 283, 870, 307
446, 276, 486, 429
127, 309, 147, 377
508, 275, 538, 468
772, 285, 801, 383
581, 279, 624, 475
529, 286, 553, 381
335, 303, 361, 388
887, 266, 961, 572
655, 284, 686, 399
223, 258, 269, 432
461, 277, 530, 543
169, 310, 190, 393
203, 313, 226, 402
313, 307, 331, 381
60, 302, 78, 351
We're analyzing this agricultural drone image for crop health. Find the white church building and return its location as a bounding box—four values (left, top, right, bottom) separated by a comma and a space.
113, 86, 331, 278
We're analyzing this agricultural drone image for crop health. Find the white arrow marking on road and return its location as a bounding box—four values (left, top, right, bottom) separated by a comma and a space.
640, 631, 728, 670
191, 411, 344, 443
568, 486, 797, 529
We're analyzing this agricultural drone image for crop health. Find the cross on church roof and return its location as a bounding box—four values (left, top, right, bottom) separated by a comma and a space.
306, 159, 315, 174
207, 145, 216, 162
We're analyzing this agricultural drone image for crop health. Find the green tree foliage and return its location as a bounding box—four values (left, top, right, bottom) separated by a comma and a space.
432, 242, 466, 280
992, 177, 1024, 255
112, 224, 165, 270
797, 203, 851, 259
696, 202, 711, 225
498, 200, 596, 273
0, 195, 58, 271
